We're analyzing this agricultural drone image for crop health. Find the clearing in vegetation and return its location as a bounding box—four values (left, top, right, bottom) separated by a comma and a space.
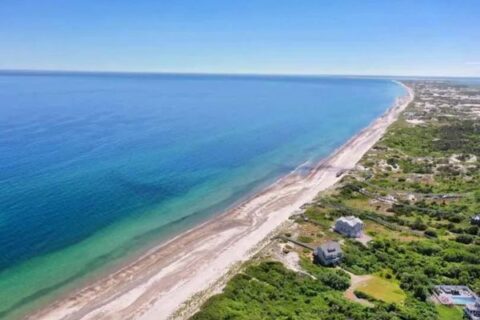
354, 275, 406, 304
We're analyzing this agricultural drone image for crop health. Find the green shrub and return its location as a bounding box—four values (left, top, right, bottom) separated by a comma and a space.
354, 290, 377, 302
315, 269, 351, 290
455, 234, 474, 244
465, 226, 479, 235
411, 218, 428, 231
424, 229, 438, 238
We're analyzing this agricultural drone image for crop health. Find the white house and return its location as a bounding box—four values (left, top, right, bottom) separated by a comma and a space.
334, 216, 364, 238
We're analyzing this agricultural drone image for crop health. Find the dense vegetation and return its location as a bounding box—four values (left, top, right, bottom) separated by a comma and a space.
192, 262, 437, 320
334, 86, 480, 298
343, 239, 480, 299
192, 82, 480, 320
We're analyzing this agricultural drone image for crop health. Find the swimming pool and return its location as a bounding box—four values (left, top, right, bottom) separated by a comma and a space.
451, 296, 477, 305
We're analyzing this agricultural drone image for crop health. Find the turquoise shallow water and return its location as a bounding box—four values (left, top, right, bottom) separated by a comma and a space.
0, 72, 404, 318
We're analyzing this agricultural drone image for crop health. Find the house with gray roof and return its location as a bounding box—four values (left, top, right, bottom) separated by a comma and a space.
465, 299, 480, 320
334, 216, 364, 238
313, 241, 342, 266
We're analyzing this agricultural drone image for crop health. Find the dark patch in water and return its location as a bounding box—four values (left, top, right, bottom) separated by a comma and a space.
0, 168, 279, 319
107, 171, 187, 200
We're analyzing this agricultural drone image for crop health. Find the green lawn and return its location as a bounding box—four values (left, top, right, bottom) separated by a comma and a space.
356, 275, 406, 304
436, 304, 464, 320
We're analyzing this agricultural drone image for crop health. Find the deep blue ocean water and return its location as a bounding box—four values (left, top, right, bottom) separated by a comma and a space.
0, 72, 404, 318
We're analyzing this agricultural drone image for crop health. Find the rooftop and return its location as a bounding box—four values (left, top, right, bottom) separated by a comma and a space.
317, 241, 342, 258
336, 216, 363, 227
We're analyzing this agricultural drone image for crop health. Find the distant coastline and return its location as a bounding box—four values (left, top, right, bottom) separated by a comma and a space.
1, 69, 479, 81
26, 81, 413, 320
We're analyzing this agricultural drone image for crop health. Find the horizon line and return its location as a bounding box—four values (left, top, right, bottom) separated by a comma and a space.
0, 68, 479, 80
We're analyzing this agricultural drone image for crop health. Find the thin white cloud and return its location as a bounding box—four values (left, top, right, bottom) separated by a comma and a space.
465, 62, 480, 65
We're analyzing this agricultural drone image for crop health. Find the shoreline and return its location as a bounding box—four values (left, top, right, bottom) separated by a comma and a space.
27, 81, 414, 320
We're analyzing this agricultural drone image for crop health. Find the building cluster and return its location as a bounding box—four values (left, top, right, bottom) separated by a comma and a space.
308, 199, 480, 316
313, 216, 364, 266
308, 82, 480, 317
405, 81, 480, 124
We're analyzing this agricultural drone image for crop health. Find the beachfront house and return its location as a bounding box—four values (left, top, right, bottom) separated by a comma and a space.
334, 216, 363, 238
314, 241, 342, 266
471, 215, 480, 226
465, 299, 480, 320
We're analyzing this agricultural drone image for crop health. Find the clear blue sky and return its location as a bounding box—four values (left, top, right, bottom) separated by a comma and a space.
1, 0, 479, 77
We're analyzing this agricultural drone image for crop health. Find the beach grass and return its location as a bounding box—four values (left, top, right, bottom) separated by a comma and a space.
355, 275, 406, 304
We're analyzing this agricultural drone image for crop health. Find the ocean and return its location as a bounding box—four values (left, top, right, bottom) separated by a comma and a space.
0, 72, 404, 318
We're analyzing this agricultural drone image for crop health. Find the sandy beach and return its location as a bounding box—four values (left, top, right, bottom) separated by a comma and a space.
28, 82, 414, 320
